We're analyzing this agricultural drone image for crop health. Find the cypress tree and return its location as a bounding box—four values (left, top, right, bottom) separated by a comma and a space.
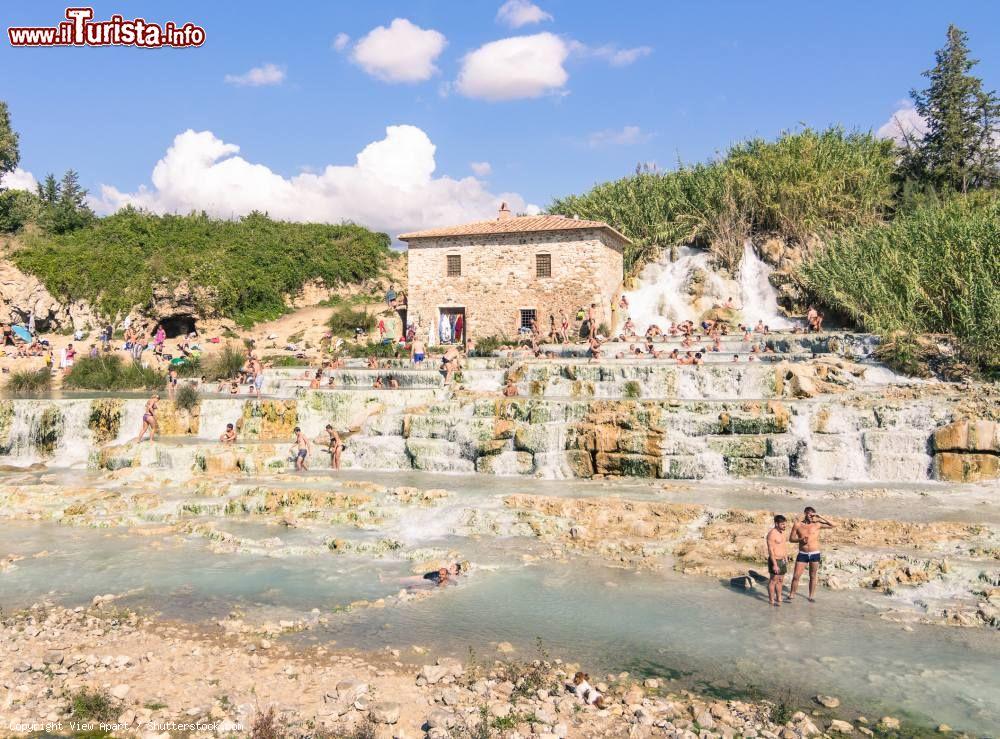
905, 25, 1000, 192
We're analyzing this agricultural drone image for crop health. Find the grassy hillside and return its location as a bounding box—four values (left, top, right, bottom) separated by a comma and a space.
800, 194, 1000, 374
12, 208, 391, 326
549, 127, 897, 272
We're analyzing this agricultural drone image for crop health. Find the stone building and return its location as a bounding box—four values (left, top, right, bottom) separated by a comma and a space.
400, 204, 628, 345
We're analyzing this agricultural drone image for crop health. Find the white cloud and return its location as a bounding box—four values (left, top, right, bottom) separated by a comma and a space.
332, 33, 351, 52
456, 33, 569, 101
470, 161, 492, 177
496, 0, 552, 28
92, 126, 538, 238
876, 102, 928, 144
351, 19, 446, 83
224, 63, 286, 87
0, 167, 37, 191
587, 125, 652, 148
571, 42, 652, 67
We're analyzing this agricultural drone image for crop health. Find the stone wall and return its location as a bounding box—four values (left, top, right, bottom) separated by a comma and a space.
931, 418, 1000, 482
405, 229, 623, 343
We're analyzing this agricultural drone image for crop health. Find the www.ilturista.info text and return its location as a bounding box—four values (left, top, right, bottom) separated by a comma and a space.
8, 7, 205, 48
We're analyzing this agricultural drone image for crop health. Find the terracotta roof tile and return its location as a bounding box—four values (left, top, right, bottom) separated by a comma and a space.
398, 214, 631, 244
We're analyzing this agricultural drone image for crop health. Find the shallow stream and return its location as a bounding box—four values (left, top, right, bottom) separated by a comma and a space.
3, 470, 999, 734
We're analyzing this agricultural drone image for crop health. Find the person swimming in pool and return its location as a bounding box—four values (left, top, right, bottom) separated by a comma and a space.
385, 562, 466, 588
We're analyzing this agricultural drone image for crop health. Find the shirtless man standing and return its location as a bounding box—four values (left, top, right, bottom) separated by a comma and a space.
291, 426, 310, 471
766, 514, 789, 607
788, 506, 834, 602
411, 336, 426, 366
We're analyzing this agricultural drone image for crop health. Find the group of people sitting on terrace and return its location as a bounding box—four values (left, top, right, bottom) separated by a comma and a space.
0, 313, 214, 377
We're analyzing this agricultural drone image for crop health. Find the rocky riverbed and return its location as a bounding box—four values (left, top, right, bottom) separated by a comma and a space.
1, 600, 925, 739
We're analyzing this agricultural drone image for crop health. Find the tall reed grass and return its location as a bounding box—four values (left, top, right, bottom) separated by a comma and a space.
801, 194, 1000, 373
550, 127, 897, 272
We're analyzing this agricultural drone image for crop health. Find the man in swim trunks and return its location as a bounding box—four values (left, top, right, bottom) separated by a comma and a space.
411, 337, 425, 366
291, 426, 310, 471
788, 506, 834, 602
249, 354, 264, 398
766, 514, 789, 607
219, 423, 237, 444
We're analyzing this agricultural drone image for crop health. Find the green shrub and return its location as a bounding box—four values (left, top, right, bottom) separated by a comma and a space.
68, 687, 119, 722
470, 335, 511, 357
801, 194, 1000, 374
64, 355, 166, 390
174, 382, 200, 411
873, 332, 934, 378
174, 355, 202, 378
12, 209, 391, 327
261, 354, 310, 367
0, 188, 41, 233
6, 368, 51, 395
348, 341, 400, 358
328, 305, 376, 336
202, 344, 247, 381
623, 380, 641, 398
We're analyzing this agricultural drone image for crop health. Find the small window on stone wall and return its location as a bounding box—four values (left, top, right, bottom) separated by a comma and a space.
536, 253, 551, 278
447, 254, 461, 277
519, 308, 536, 330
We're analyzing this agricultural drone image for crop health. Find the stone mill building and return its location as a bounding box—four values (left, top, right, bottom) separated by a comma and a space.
400, 203, 628, 345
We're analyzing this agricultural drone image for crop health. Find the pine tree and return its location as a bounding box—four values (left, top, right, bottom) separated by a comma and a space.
48, 169, 94, 233
0, 101, 19, 183
37, 173, 60, 204
905, 25, 1000, 192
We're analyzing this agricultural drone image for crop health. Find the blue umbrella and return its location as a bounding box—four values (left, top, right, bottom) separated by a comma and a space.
12, 325, 31, 343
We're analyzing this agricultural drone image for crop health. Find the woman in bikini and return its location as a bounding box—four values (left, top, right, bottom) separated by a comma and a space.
136, 393, 159, 443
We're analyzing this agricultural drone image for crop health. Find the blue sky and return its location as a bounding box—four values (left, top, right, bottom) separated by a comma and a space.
2, 1, 999, 235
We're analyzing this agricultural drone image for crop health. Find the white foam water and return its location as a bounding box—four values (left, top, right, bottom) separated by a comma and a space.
737, 240, 792, 330
624, 241, 793, 334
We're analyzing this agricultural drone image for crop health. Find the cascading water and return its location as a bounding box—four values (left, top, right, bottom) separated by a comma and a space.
625, 247, 731, 333
197, 399, 246, 440
624, 241, 794, 333
115, 400, 148, 446
790, 406, 870, 482
533, 423, 573, 479
737, 240, 792, 330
